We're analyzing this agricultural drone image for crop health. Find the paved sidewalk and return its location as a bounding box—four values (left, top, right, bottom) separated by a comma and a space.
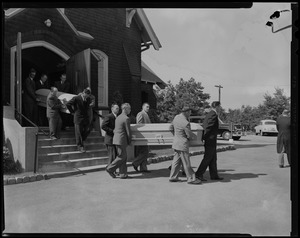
3, 142, 291, 236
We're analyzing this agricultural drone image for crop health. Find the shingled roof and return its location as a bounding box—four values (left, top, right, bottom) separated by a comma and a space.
141, 61, 166, 85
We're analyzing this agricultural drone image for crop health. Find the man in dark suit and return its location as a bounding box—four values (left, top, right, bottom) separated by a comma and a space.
55, 73, 71, 130
66, 88, 92, 152
101, 103, 120, 168
276, 108, 291, 168
54, 73, 70, 93
36, 74, 49, 126
22, 68, 40, 126
195, 101, 224, 181
106, 103, 132, 179
46, 87, 66, 139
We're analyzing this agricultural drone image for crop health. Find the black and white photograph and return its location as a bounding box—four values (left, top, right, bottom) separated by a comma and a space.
2, 2, 298, 236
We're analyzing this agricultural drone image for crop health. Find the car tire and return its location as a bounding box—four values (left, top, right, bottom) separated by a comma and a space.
222, 131, 231, 140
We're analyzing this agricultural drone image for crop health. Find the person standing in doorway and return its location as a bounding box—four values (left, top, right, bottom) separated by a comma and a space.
106, 103, 132, 179
22, 68, 40, 126
36, 74, 49, 126
195, 101, 224, 181
101, 103, 120, 170
46, 87, 66, 140
66, 88, 92, 152
132, 102, 151, 173
169, 106, 201, 185
54, 73, 70, 93
276, 108, 291, 168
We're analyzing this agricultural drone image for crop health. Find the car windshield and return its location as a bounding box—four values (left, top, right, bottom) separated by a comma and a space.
265, 121, 276, 125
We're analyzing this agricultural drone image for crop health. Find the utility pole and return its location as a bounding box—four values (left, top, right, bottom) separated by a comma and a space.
214, 85, 223, 102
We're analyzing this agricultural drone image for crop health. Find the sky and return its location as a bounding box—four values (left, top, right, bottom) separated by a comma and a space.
142, 3, 292, 111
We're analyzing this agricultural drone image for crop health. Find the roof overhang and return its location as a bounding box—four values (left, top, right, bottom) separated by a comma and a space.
134, 8, 162, 51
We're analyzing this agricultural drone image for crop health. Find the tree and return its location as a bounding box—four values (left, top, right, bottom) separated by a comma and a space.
262, 87, 290, 120
155, 78, 210, 122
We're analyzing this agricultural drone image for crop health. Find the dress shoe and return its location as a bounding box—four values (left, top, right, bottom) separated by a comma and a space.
196, 176, 207, 181
285, 164, 290, 167
79, 147, 86, 153
120, 175, 132, 179
187, 178, 202, 185
105, 168, 116, 178
169, 178, 182, 182
140, 170, 151, 173
279, 165, 284, 168
132, 164, 139, 172
50, 136, 58, 140
211, 177, 224, 180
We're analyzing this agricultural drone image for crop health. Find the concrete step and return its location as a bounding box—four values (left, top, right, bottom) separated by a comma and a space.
38, 130, 102, 139
38, 136, 104, 146
38, 156, 109, 173
38, 148, 108, 162
38, 143, 107, 154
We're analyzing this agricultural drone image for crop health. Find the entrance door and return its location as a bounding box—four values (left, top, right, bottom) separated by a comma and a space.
66, 48, 91, 94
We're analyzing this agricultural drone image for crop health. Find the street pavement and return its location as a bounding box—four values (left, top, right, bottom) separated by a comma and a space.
3, 135, 291, 236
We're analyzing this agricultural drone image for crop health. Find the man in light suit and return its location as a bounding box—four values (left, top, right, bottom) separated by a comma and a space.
132, 102, 151, 173
101, 103, 120, 168
106, 103, 132, 179
169, 106, 201, 185
195, 101, 223, 181
46, 87, 66, 139
66, 88, 92, 152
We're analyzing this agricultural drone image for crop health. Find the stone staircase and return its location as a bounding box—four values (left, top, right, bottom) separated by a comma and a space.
37, 128, 109, 174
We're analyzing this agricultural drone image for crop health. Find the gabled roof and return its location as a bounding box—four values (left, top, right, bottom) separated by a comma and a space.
141, 61, 166, 85
134, 9, 162, 51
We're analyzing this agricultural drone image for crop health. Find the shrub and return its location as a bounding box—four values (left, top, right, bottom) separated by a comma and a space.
3, 145, 22, 174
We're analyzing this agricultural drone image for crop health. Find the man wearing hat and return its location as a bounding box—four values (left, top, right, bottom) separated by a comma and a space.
276, 108, 291, 168
168, 105, 201, 184
195, 101, 224, 181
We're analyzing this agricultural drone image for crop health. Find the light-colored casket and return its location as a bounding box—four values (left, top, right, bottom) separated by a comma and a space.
35, 89, 76, 114
130, 123, 203, 146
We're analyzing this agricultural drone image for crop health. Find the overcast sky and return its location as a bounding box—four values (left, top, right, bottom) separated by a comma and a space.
142, 3, 292, 111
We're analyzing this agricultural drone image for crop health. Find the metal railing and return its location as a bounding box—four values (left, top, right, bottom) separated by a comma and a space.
14, 108, 48, 173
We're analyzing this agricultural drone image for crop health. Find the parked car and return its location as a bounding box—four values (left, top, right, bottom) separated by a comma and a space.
189, 116, 246, 140
254, 119, 278, 136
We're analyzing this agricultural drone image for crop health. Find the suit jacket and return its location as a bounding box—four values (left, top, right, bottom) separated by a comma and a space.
66, 95, 91, 124
113, 113, 132, 146
36, 80, 49, 90
23, 77, 37, 103
54, 80, 71, 93
170, 113, 192, 152
276, 115, 291, 154
136, 110, 151, 124
101, 113, 117, 145
46, 93, 64, 118
202, 110, 219, 146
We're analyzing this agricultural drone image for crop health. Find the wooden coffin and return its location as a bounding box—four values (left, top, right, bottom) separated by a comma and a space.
35, 89, 76, 114
130, 123, 203, 146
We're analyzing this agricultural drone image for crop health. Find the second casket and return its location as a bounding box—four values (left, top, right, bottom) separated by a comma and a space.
130, 123, 203, 146
35, 89, 77, 114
